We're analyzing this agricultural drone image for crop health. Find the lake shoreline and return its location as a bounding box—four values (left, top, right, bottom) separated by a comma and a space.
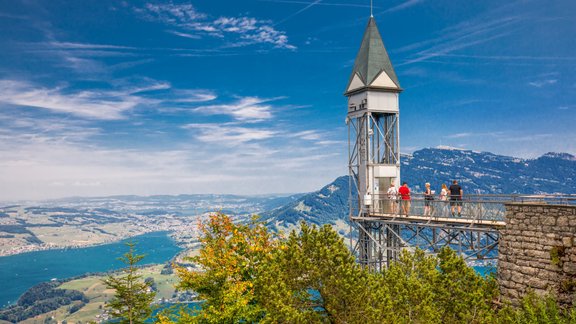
0, 229, 186, 257
0, 231, 184, 308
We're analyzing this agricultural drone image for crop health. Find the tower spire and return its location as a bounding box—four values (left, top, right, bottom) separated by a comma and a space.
370, 0, 373, 17
345, 17, 401, 95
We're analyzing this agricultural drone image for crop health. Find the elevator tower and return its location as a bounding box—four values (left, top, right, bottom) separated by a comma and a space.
345, 17, 402, 269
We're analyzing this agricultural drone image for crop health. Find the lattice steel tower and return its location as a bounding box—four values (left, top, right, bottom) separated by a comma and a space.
345, 17, 402, 269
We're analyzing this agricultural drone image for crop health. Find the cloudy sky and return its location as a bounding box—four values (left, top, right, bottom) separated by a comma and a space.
0, 0, 574, 200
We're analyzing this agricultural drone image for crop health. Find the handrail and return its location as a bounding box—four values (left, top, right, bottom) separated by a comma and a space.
354, 193, 576, 223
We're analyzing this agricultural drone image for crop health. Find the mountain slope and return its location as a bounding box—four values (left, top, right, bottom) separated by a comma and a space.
261, 176, 355, 229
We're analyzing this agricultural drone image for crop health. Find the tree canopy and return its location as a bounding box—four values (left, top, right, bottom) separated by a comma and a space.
160, 212, 576, 323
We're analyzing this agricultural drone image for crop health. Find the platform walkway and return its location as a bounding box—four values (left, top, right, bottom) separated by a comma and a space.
356, 193, 576, 228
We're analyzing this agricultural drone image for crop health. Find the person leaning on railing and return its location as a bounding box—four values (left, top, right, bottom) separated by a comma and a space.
398, 182, 411, 216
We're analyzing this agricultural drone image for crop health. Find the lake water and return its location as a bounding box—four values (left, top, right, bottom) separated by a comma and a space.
0, 231, 182, 308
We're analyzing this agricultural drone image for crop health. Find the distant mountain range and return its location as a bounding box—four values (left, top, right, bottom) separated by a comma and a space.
402, 147, 576, 194
263, 148, 576, 227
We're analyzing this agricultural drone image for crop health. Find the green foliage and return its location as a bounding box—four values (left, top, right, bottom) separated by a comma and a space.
256, 222, 380, 323
165, 212, 576, 324
0, 281, 87, 322
493, 292, 576, 324
173, 213, 277, 323
435, 247, 499, 323
550, 246, 566, 267
102, 242, 156, 324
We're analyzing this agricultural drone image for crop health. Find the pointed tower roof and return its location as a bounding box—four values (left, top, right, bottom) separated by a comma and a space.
345, 17, 401, 95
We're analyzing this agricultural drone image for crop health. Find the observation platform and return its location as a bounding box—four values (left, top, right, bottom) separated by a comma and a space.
351, 194, 576, 231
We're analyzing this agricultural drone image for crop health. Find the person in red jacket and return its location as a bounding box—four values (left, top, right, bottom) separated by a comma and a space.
398, 182, 411, 216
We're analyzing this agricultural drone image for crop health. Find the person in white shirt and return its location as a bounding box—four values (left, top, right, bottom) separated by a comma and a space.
439, 183, 449, 216
386, 182, 398, 214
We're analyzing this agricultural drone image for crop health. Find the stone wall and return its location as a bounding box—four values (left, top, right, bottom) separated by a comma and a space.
498, 203, 576, 305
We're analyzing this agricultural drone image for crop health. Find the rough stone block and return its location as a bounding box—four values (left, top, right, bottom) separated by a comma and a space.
563, 262, 576, 275
527, 250, 550, 260
563, 237, 573, 247
528, 277, 548, 290
542, 216, 556, 226
520, 266, 538, 276
558, 216, 569, 227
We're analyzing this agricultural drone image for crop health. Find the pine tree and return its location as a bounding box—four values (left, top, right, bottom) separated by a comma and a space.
103, 242, 156, 324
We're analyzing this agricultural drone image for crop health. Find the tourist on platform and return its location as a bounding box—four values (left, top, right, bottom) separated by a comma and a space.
386, 182, 398, 214
439, 183, 449, 216
449, 180, 463, 217
398, 182, 411, 216
424, 182, 434, 216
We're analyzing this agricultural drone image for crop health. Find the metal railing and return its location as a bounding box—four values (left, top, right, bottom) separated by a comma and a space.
360, 193, 576, 223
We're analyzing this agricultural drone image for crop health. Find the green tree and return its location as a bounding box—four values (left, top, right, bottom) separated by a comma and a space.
381, 248, 441, 323
172, 213, 278, 323
495, 292, 576, 324
256, 222, 382, 323
380, 247, 500, 323
103, 242, 156, 324
435, 247, 499, 323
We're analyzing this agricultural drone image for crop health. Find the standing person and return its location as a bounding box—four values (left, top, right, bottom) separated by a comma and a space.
424, 182, 433, 216
449, 180, 463, 217
439, 183, 449, 216
398, 182, 411, 216
386, 182, 398, 214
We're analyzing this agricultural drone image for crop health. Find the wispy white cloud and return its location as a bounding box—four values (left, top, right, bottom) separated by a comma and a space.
445, 132, 473, 139
0, 79, 217, 120
397, 11, 525, 66
433, 53, 576, 62
444, 131, 505, 139
0, 11, 29, 20
290, 130, 322, 140
137, 3, 296, 49
497, 133, 553, 142
528, 79, 557, 87
169, 89, 217, 102
184, 123, 277, 145
0, 80, 147, 120
42, 41, 136, 50
258, 0, 370, 8
192, 97, 283, 122
384, 0, 425, 13
19, 40, 141, 75
274, 0, 322, 26
167, 30, 202, 39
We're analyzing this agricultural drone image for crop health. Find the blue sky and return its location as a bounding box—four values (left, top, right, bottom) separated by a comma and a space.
0, 0, 574, 200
